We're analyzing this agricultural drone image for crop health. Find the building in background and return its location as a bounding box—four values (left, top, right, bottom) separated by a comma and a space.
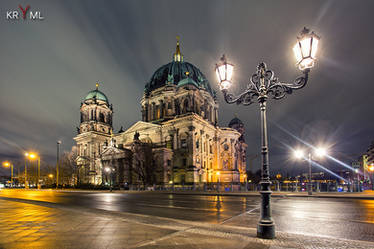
74, 40, 248, 187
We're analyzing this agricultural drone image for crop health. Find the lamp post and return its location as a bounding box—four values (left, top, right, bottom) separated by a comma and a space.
105, 167, 114, 192
48, 174, 54, 186
244, 173, 248, 191
57, 141, 61, 189
369, 165, 374, 191
216, 171, 220, 192
2, 161, 13, 187
215, 28, 320, 239
24, 153, 29, 189
28, 153, 41, 189
294, 147, 327, 195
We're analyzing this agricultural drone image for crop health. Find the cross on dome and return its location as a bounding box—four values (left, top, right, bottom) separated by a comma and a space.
173, 36, 183, 62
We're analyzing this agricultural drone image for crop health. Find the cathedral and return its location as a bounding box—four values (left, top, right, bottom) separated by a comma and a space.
74, 40, 247, 188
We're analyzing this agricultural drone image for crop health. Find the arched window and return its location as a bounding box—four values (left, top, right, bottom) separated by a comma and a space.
99, 113, 105, 123
183, 99, 189, 113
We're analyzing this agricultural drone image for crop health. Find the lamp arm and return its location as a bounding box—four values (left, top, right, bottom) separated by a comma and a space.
267, 69, 310, 100
222, 86, 260, 106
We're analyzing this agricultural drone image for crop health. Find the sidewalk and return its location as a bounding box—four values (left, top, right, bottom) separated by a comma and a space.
0, 197, 373, 249
160, 190, 374, 200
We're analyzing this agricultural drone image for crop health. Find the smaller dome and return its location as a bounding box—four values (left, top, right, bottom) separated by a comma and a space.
229, 117, 243, 127
85, 83, 109, 103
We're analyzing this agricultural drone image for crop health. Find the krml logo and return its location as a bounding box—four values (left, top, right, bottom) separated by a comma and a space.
6, 5, 44, 20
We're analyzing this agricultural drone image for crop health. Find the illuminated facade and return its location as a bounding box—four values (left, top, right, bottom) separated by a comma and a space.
74, 40, 247, 187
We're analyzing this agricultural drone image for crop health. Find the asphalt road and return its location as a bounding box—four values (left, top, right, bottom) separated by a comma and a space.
0, 190, 373, 243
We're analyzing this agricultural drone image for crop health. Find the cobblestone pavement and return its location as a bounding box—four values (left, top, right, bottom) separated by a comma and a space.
0, 197, 374, 249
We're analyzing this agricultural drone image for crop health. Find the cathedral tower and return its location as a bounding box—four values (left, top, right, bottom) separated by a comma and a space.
79, 83, 113, 134
75, 83, 113, 185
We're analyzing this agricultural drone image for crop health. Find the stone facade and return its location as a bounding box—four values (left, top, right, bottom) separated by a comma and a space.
74, 41, 248, 187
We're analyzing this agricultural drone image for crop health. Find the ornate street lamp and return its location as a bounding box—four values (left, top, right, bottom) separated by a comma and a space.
293, 27, 320, 71
215, 28, 320, 239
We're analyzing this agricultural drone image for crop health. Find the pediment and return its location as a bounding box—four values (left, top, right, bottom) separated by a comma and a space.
101, 145, 125, 156
123, 121, 160, 135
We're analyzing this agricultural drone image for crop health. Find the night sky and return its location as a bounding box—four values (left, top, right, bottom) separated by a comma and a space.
1, 0, 373, 177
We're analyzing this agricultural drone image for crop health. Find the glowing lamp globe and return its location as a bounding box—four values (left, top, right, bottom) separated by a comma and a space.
293, 27, 320, 71
215, 54, 234, 90
315, 147, 327, 157
294, 150, 304, 159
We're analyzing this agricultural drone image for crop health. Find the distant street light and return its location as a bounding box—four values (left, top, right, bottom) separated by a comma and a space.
105, 167, 114, 192
244, 173, 248, 191
216, 171, 220, 192
215, 27, 320, 239
293, 147, 327, 195
369, 164, 374, 190
24, 153, 29, 189
27, 152, 41, 189
57, 141, 61, 189
2, 161, 13, 187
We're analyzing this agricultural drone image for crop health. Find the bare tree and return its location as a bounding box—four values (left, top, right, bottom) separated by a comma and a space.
132, 139, 155, 188
59, 146, 78, 186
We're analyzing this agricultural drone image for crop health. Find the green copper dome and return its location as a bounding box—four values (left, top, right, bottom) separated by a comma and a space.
85, 83, 109, 103
145, 60, 215, 98
145, 38, 216, 98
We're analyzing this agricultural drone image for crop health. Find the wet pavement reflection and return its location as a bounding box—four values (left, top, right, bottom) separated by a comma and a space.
0, 189, 374, 246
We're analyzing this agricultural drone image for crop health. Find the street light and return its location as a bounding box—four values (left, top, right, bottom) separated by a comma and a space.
293, 147, 327, 195
244, 173, 248, 191
56, 141, 61, 189
215, 27, 320, 239
2, 161, 13, 187
28, 152, 41, 189
216, 171, 220, 192
369, 164, 374, 190
24, 152, 29, 189
105, 167, 114, 192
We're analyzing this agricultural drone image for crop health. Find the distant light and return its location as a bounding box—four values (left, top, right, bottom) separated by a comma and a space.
314, 147, 327, 157
2, 161, 10, 167
169, 180, 173, 184
216, 171, 220, 176
105, 167, 110, 172
294, 149, 304, 159
48, 174, 53, 178
28, 153, 37, 159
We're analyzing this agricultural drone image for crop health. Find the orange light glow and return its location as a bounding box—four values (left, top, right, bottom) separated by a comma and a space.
28, 153, 38, 159
2, 161, 10, 167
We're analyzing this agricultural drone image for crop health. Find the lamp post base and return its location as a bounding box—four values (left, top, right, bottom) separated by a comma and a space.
257, 221, 275, 239
308, 183, 312, 195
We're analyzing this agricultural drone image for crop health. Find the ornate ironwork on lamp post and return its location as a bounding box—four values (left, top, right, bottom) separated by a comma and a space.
215, 28, 320, 239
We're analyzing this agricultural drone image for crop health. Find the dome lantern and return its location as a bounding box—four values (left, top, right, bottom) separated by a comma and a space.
173, 36, 183, 62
